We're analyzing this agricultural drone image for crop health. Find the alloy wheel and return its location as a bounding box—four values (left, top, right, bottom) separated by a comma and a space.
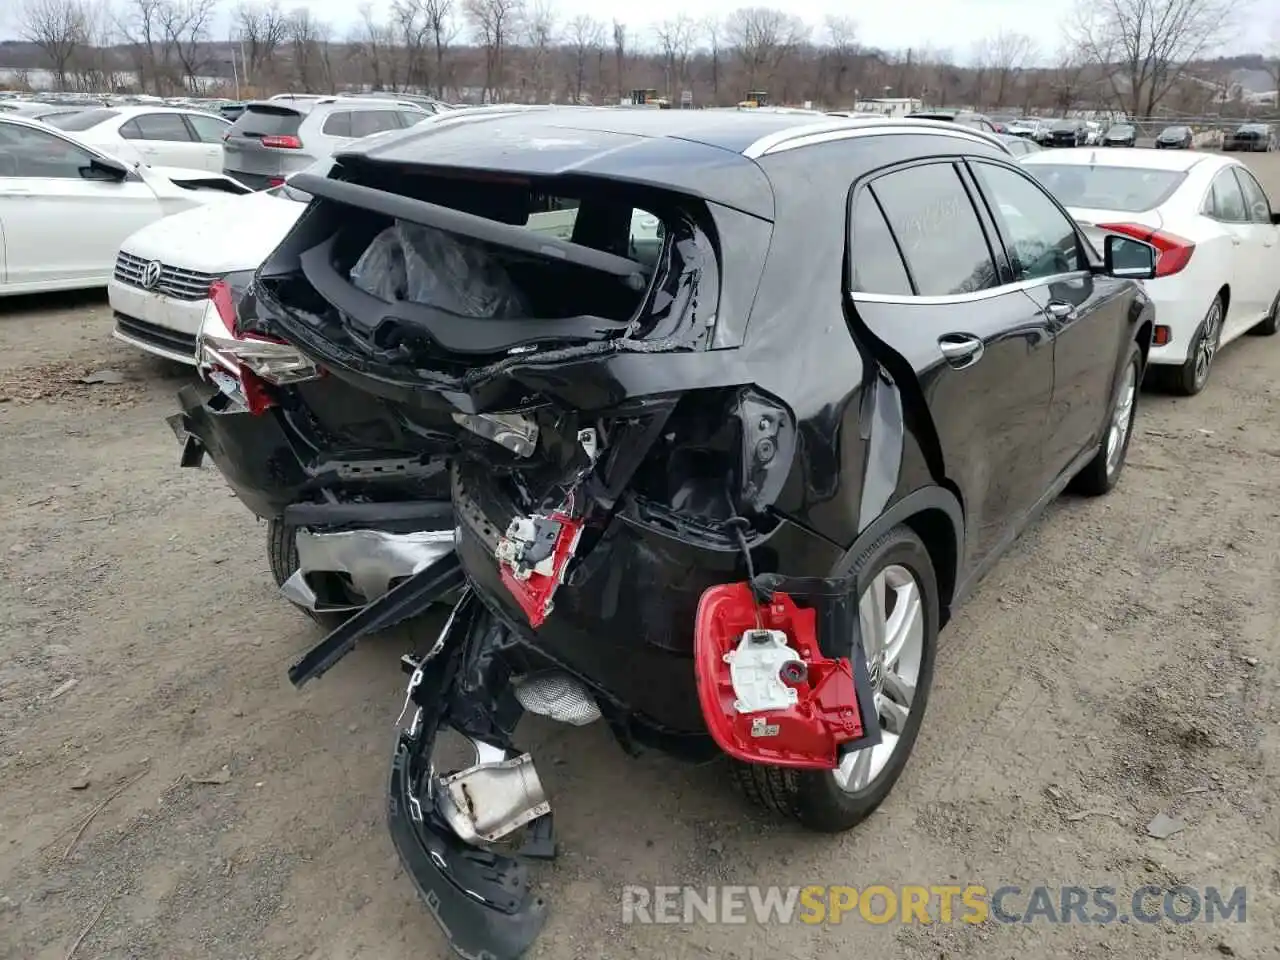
834, 564, 924, 793
1193, 302, 1222, 389
1105, 361, 1137, 476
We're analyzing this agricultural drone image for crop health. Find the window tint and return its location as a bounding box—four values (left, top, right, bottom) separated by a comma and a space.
0, 124, 97, 178
321, 111, 353, 137
972, 162, 1081, 280
186, 113, 229, 143
350, 110, 402, 137
398, 111, 427, 128
849, 188, 913, 295
119, 118, 143, 140
229, 106, 303, 138
46, 108, 118, 131
869, 163, 998, 296
133, 113, 195, 141
1233, 168, 1272, 224
1207, 169, 1247, 222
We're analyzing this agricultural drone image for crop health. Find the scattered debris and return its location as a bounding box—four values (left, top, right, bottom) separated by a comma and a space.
1216, 942, 1236, 956
77, 515, 112, 524
78, 369, 127, 385
1043, 784, 1066, 801
1182, 786, 1209, 795
68, 779, 90, 792
63, 763, 151, 860
48, 679, 79, 701
1066, 808, 1125, 823
1145, 813, 1185, 840
64, 884, 122, 960
1240, 655, 1259, 667
190, 767, 232, 786
1197, 428, 1214, 436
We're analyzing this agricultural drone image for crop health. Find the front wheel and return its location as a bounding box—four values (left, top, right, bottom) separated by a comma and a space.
732, 525, 939, 833
1070, 341, 1141, 497
1250, 291, 1279, 336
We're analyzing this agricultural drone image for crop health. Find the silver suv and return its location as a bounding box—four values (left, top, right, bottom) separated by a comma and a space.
222, 96, 429, 190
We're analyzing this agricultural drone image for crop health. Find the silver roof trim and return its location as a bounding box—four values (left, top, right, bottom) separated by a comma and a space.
742, 117, 1009, 159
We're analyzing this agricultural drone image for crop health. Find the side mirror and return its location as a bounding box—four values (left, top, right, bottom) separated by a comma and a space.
81, 156, 129, 181
1104, 234, 1157, 280
1272, 212, 1280, 226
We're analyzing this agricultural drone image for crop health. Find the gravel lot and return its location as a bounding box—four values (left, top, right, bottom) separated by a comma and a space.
2, 152, 1279, 960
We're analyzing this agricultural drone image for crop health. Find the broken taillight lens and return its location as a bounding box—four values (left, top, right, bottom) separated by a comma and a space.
199, 279, 321, 414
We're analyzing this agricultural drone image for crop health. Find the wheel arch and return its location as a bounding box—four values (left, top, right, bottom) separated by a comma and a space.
835, 486, 964, 628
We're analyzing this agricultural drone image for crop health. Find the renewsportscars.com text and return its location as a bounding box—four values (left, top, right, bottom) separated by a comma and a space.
621, 884, 1247, 925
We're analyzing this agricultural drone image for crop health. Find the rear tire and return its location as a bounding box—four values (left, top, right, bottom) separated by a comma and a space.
731, 525, 939, 833
1157, 295, 1223, 396
1249, 291, 1279, 336
1071, 341, 1141, 497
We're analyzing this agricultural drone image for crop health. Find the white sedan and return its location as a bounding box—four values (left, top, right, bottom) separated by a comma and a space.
46, 105, 231, 173
0, 114, 251, 296
1022, 148, 1280, 395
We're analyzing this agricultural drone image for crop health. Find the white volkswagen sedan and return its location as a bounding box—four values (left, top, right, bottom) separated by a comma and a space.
46, 105, 231, 173
0, 114, 251, 297
1023, 148, 1280, 394
110, 178, 308, 363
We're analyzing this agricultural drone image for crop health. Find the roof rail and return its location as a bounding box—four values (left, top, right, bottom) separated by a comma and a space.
742, 116, 1010, 159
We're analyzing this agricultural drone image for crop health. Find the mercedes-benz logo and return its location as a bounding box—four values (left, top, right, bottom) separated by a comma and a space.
141, 260, 163, 290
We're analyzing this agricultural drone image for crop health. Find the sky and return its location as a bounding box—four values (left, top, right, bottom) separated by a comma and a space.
0, 0, 1273, 65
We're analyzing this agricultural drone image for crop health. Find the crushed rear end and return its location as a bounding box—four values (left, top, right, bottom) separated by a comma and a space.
256, 121, 875, 958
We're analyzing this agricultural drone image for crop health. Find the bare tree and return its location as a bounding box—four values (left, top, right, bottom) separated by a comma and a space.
1071, 0, 1234, 118
653, 14, 696, 100
523, 0, 557, 101
823, 15, 858, 101
1049, 44, 1090, 113
1263, 19, 1280, 108
160, 0, 218, 92
466, 0, 524, 102
611, 19, 626, 101
977, 30, 1035, 108
72, 0, 121, 92
236, 0, 289, 89
18, 0, 88, 90
564, 14, 603, 103
287, 6, 329, 91
393, 0, 433, 91
723, 6, 809, 93
115, 0, 176, 93
700, 16, 721, 99
423, 0, 457, 98
351, 2, 393, 90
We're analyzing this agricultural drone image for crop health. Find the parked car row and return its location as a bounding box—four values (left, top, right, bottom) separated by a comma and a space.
143, 111, 1275, 960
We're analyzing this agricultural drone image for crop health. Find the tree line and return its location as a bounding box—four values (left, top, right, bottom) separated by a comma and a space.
12, 0, 1280, 118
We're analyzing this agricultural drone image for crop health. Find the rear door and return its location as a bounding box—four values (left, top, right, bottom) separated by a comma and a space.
222, 104, 305, 189
183, 112, 231, 172
968, 158, 1130, 482
847, 159, 1055, 569
1203, 167, 1260, 330
1231, 165, 1279, 324
121, 112, 205, 169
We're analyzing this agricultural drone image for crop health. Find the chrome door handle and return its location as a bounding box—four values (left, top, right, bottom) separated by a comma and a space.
938, 335, 984, 367
1045, 301, 1075, 321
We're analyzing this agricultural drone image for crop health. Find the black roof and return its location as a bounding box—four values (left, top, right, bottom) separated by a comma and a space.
333, 108, 993, 220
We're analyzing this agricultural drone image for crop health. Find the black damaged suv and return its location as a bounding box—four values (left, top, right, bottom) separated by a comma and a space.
201, 109, 1159, 959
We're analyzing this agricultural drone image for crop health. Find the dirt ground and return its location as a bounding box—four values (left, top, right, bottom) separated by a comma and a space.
3, 153, 1279, 960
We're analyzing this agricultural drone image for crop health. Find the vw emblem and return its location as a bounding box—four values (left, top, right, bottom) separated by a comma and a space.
141, 260, 163, 290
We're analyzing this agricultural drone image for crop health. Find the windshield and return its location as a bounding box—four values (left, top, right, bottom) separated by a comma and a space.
1107, 125, 1134, 135
47, 108, 119, 131
1160, 127, 1189, 136
1025, 164, 1187, 213
1051, 120, 1077, 131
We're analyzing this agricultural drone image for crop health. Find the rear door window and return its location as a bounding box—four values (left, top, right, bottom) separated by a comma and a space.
1206, 169, 1248, 222
186, 113, 230, 143
350, 110, 403, 138
1233, 168, 1273, 224
867, 162, 999, 296
321, 111, 353, 137
848, 188, 913, 296
229, 106, 303, 138
132, 113, 195, 141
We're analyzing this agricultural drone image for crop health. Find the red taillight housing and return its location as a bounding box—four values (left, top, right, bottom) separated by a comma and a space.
1097, 222, 1195, 278
202, 280, 321, 415
261, 134, 302, 149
